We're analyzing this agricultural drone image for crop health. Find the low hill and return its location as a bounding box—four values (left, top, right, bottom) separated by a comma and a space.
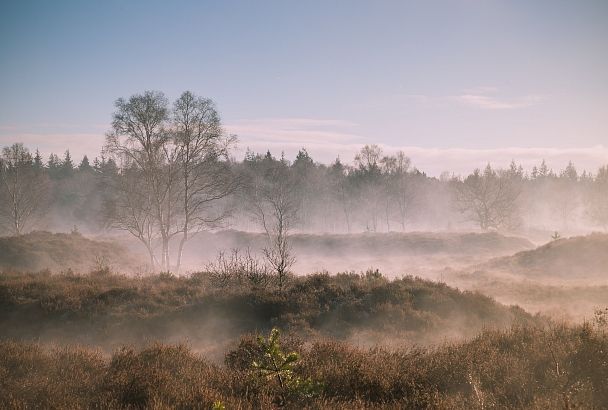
483, 232, 608, 280
440, 233, 608, 318
0, 231, 142, 273
0, 270, 537, 356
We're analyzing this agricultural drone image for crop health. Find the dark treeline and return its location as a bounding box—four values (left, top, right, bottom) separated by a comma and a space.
1, 91, 608, 268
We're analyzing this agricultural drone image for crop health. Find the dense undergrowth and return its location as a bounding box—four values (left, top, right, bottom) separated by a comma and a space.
0, 269, 536, 352
2, 322, 608, 409
1, 269, 606, 408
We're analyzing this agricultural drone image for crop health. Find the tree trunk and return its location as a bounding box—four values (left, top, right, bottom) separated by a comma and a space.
176, 231, 188, 274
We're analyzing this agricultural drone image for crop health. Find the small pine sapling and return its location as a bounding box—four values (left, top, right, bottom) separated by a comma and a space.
252, 328, 322, 406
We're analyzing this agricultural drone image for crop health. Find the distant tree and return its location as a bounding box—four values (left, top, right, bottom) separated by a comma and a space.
386, 151, 414, 231
538, 160, 550, 178
531, 166, 539, 180
33, 149, 43, 169
79, 155, 92, 171
47, 153, 60, 175
454, 164, 521, 231
0, 143, 49, 234
552, 165, 580, 230
293, 148, 314, 169
355, 144, 382, 174
561, 161, 578, 181
588, 165, 608, 230
249, 162, 299, 288
328, 158, 354, 232
62, 150, 74, 173
354, 145, 384, 231
292, 148, 317, 229
508, 160, 525, 180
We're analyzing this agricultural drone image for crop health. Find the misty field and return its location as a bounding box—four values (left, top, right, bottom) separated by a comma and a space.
3, 0, 608, 407
1, 230, 608, 409
2, 81, 608, 410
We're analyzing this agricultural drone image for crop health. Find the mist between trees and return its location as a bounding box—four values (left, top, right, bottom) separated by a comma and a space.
1, 90, 608, 272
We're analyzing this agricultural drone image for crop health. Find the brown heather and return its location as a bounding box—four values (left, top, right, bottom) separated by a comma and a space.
1, 270, 607, 408
1, 324, 608, 408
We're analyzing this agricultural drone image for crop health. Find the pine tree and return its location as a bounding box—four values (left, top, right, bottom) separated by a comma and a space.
33, 149, 43, 169
79, 155, 92, 171
62, 150, 74, 171
294, 148, 314, 169
93, 156, 102, 171
538, 160, 549, 178
531, 166, 539, 179
47, 153, 60, 170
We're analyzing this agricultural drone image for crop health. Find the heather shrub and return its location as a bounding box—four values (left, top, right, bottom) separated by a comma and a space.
1, 323, 608, 408
0, 270, 537, 349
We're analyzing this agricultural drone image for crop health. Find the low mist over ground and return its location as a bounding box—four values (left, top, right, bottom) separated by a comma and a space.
178, 229, 534, 275
441, 233, 608, 319
2, 0, 608, 405
2, 229, 606, 321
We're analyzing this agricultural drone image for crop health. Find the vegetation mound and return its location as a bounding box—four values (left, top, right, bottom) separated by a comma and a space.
484, 232, 608, 280
0, 270, 535, 352
0, 231, 141, 273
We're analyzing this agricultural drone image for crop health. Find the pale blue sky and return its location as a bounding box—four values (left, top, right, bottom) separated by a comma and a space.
1, 0, 607, 174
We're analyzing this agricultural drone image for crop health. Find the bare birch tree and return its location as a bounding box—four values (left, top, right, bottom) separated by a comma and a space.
0, 143, 49, 234
105, 90, 237, 272
172, 91, 238, 272
105, 91, 180, 271
105, 164, 159, 267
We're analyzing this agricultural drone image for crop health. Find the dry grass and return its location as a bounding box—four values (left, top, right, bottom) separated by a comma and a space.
1, 323, 607, 409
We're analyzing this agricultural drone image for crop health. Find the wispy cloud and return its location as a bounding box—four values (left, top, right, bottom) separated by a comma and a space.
451, 86, 544, 110
393, 87, 545, 110
454, 93, 543, 110
226, 117, 363, 145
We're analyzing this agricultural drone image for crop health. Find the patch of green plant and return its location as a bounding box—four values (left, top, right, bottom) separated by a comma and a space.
252, 328, 323, 406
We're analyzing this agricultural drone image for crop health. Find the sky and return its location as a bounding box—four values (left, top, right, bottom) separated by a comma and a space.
0, 0, 607, 176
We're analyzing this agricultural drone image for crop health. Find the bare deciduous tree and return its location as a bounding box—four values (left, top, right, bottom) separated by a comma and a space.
454, 164, 521, 231
105, 164, 159, 267
105, 90, 237, 272
0, 143, 49, 234
249, 164, 299, 288
382, 151, 414, 231
172, 91, 238, 272
106, 91, 181, 271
